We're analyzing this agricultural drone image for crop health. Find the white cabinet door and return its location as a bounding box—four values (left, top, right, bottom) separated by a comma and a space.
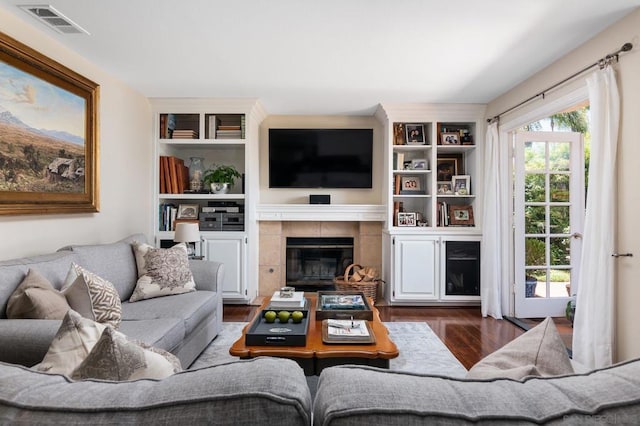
392, 236, 439, 301
203, 234, 247, 301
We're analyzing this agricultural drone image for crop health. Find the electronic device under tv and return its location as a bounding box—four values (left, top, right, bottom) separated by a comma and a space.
269, 128, 373, 188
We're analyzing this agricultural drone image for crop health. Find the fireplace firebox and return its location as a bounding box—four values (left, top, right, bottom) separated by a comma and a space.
285, 237, 354, 291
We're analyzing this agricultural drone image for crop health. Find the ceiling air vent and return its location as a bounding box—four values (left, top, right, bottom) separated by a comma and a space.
19, 4, 89, 35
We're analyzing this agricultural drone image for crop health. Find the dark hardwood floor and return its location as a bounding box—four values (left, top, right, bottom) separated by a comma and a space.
223, 304, 525, 370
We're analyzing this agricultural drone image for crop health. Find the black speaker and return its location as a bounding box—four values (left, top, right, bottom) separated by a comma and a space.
309, 195, 330, 204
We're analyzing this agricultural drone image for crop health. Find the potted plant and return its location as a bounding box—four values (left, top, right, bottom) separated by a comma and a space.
203, 164, 241, 194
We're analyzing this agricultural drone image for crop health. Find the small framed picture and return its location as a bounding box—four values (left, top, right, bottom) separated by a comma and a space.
177, 204, 199, 219
437, 182, 453, 195
397, 212, 417, 227
411, 159, 428, 170
441, 132, 460, 145
449, 205, 475, 226
405, 124, 425, 145
452, 175, 470, 195
403, 160, 413, 170
436, 155, 463, 181
400, 176, 422, 192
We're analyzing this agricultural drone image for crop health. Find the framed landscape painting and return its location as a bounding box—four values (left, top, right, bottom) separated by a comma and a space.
0, 31, 99, 215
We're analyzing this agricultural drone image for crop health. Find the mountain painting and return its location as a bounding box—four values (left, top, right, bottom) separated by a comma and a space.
0, 60, 86, 193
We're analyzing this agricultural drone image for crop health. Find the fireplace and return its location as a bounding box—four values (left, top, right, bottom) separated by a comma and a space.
285, 237, 354, 291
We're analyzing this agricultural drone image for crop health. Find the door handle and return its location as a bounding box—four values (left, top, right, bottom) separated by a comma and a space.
571, 232, 582, 239
612, 253, 633, 257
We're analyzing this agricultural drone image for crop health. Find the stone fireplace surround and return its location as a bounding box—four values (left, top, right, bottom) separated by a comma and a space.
258, 221, 383, 297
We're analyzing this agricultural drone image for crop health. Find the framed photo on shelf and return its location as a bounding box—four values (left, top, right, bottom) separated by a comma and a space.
400, 176, 422, 192
177, 204, 199, 219
405, 124, 425, 145
452, 175, 470, 195
437, 182, 453, 194
440, 132, 460, 145
397, 212, 417, 227
411, 159, 428, 170
449, 205, 475, 226
436, 155, 463, 182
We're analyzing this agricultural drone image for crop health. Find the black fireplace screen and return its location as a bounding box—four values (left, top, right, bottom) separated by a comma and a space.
285, 237, 354, 290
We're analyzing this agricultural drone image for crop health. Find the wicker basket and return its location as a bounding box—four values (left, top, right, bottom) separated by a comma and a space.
333, 264, 380, 303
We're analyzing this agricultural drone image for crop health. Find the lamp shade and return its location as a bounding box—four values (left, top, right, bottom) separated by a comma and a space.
174, 223, 200, 243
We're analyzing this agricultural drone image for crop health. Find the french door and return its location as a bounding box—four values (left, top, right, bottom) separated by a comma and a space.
514, 131, 584, 318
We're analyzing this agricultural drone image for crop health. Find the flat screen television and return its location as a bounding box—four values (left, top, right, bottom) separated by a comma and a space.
269, 128, 373, 188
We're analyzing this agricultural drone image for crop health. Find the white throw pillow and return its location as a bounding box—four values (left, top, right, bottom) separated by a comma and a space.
33, 309, 106, 375
71, 326, 182, 381
129, 241, 196, 302
62, 263, 122, 328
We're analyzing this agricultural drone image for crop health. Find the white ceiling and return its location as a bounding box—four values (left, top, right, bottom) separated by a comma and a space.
1, 0, 638, 115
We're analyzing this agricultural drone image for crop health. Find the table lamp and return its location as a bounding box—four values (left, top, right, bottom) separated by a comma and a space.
174, 222, 201, 258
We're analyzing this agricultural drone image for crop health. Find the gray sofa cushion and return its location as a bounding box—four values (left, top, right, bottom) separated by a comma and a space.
0, 251, 78, 318
121, 291, 217, 335
0, 357, 312, 425
0, 319, 61, 366
119, 318, 185, 354
59, 234, 146, 300
314, 360, 640, 425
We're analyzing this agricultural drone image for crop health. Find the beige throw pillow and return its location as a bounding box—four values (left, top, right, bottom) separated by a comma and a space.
71, 327, 182, 381
62, 263, 122, 329
466, 317, 574, 380
129, 241, 196, 302
33, 309, 107, 375
6, 269, 70, 319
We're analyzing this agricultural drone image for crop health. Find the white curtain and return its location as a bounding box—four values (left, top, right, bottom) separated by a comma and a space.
480, 121, 506, 319
573, 66, 620, 368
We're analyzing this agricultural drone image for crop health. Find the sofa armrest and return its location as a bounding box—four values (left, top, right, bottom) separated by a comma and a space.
0, 320, 61, 366
189, 260, 224, 293
0, 357, 312, 425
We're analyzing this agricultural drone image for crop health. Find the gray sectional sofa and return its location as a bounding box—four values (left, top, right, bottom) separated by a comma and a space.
1, 234, 639, 424
0, 233, 223, 368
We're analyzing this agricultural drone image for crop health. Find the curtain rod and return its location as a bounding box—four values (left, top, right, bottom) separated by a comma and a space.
487, 42, 633, 123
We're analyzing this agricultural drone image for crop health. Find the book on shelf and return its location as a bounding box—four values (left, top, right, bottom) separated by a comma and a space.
159, 156, 188, 194
207, 115, 217, 138
172, 129, 199, 139
394, 174, 401, 195
269, 291, 306, 308
159, 203, 178, 231
393, 152, 405, 170
160, 114, 176, 139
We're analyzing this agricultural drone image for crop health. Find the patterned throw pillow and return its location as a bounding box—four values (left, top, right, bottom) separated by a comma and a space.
71, 327, 182, 381
129, 241, 196, 302
62, 263, 122, 329
33, 309, 107, 375
6, 269, 70, 319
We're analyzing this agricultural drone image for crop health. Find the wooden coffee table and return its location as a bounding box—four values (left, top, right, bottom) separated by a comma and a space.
229, 294, 399, 375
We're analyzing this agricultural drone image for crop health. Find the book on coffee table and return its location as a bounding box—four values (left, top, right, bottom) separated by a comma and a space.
322, 319, 376, 344
269, 291, 306, 309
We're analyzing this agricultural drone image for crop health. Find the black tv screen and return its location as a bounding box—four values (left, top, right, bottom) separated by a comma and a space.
269, 129, 373, 188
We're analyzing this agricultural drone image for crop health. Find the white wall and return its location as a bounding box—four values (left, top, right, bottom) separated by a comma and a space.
486, 8, 640, 362
0, 12, 152, 260
259, 115, 384, 205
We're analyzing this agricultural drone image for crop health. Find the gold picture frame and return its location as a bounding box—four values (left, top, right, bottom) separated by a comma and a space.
0, 31, 99, 215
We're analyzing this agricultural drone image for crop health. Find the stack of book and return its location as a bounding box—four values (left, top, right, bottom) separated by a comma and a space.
269, 291, 306, 309
216, 126, 242, 139
172, 129, 199, 139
